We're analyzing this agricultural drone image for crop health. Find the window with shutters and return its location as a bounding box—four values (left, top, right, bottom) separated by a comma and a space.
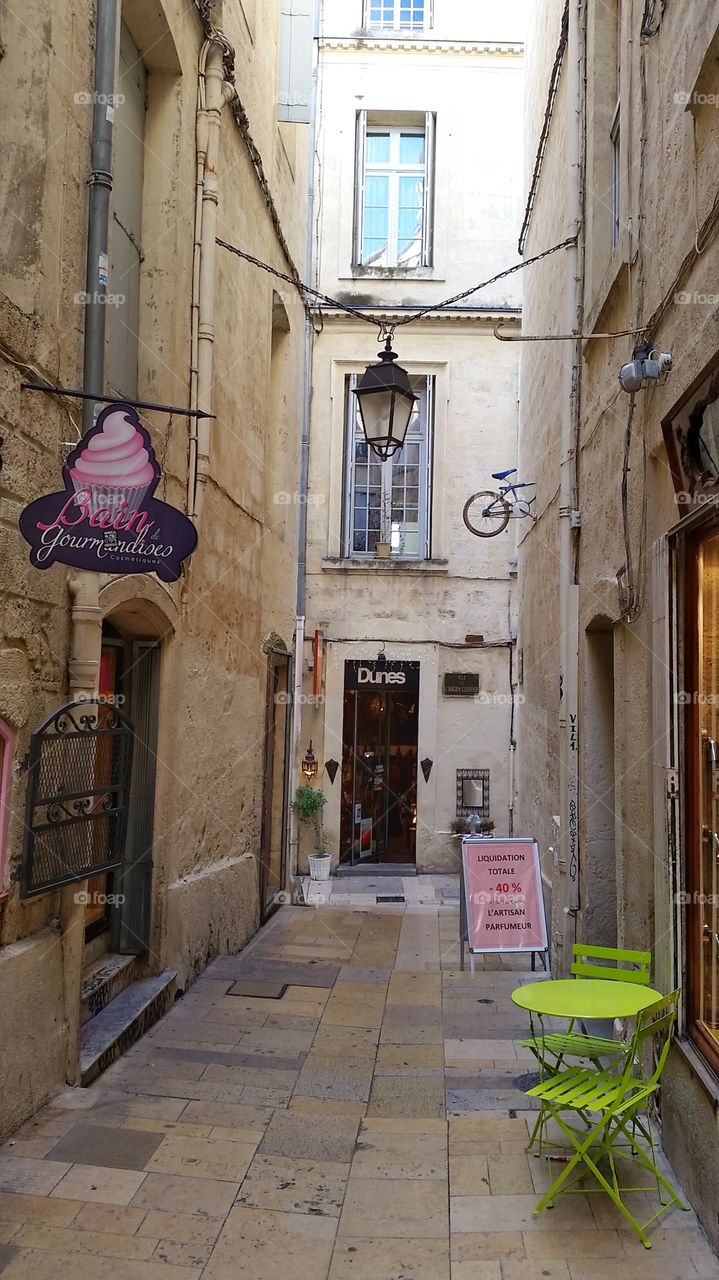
353, 114, 436, 270
343, 374, 434, 559
278, 0, 313, 124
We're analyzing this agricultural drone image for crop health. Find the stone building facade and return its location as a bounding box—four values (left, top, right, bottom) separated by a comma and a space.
515, 0, 719, 1246
297, 0, 527, 874
0, 0, 310, 1135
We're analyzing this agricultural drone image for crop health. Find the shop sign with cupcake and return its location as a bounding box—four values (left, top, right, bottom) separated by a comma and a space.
19, 403, 198, 581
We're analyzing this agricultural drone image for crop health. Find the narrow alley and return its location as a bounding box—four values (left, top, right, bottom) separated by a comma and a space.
0, 891, 715, 1280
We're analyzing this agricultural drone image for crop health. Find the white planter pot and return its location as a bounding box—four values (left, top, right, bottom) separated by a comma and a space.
308, 853, 331, 881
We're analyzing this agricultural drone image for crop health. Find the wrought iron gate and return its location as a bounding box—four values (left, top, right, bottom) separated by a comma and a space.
20, 699, 134, 898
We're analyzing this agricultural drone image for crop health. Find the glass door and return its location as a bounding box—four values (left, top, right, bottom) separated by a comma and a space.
340, 686, 418, 865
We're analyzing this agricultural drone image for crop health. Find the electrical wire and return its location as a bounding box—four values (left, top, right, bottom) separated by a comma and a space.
517, 0, 569, 255
194, 0, 312, 321
216, 235, 578, 333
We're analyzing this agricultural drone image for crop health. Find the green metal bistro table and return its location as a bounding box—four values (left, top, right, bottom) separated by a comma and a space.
512, 979, 663, 1159
511, 979, 662, 1022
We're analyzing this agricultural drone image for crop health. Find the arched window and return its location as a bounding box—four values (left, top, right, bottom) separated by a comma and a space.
0, 719, 14, 894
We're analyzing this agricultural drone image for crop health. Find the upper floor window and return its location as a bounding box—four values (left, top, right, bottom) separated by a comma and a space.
364, 0, 432, 31
0, 719, 14, 894
354, 113, 435, 269
343, 374, 434, 559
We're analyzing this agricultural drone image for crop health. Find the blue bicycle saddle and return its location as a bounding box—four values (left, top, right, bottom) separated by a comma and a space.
491, 468, 517, 480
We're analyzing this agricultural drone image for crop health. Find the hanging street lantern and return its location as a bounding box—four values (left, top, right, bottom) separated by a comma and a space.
302, 740, 319, 781
353, 336, 417, 460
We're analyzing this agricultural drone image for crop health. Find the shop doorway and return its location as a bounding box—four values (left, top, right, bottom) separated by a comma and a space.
259, 648, 292, 918
340, 660, 419, 865
84, 622, 160, 956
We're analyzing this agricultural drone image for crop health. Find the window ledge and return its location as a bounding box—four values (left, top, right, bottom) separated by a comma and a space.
674, 1037, 719, 1110
340, 269, 446, 283
321, 556, 449, 574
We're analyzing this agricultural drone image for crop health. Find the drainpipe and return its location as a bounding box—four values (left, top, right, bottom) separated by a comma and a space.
61, 0, 120, 1084
557, 0, 585, 969
82, 0, 119, 434
288, 0, 320, 882
188, 40, 235, 520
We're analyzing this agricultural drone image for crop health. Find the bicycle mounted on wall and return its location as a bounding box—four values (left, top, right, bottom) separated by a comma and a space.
462, 468, 537, 538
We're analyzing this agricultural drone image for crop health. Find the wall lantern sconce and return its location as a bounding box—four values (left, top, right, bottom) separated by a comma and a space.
420, 757, 434, 782
353, 337, 417, 460
302, 740, 319, 781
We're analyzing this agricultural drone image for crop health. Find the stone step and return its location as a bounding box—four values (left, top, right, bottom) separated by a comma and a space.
80, 953, 138, 1026
79, 970, 177, 1086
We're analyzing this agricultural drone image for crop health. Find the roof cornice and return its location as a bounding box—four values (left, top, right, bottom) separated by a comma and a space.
318, 37, 524, 56
315, 307, 522, 326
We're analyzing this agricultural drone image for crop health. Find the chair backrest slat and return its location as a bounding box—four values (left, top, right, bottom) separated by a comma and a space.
571, 943, 652, 985
630, 990, 680, 1087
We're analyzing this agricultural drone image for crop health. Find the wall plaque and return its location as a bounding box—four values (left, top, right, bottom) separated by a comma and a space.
444, 672, 480, 696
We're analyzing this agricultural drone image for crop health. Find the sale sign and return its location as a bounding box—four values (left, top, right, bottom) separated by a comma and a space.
19, 403, 197, 582
461, 837, 548, 953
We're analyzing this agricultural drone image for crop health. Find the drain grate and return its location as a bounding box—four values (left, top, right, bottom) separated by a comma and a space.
513, 1070, 541, 1091
376, 894, 405, 904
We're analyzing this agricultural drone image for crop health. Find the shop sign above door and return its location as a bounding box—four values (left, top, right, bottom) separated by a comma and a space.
345, 659, 420, 691
19, 403, 197, 581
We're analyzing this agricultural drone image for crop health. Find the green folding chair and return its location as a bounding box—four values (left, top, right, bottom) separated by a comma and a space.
521, 943, 652, 1067
524, 990, 688, 1249
521, 944, 652, 1155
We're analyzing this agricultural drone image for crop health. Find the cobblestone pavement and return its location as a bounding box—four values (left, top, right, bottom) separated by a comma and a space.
0, 899, 717, 1279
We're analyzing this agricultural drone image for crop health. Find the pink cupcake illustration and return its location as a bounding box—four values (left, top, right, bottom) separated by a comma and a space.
69, 406, 156, 518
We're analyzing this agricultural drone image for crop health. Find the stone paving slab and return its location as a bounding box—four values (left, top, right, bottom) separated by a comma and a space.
0, 893, 716, 1278
45, 1124, 164, 1171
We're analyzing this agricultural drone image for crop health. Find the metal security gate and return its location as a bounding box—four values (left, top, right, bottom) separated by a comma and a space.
20, 700, 134, 898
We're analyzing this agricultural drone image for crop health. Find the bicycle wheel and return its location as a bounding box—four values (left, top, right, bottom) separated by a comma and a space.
462, 491, 512, 538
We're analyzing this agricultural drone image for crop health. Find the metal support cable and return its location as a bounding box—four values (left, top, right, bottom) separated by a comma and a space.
216, 235, 578, 330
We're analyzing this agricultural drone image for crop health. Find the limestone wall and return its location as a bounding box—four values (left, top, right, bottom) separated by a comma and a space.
0, 0, 309, 1134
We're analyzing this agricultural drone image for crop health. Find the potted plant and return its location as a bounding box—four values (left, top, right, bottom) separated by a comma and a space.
450, 817, 470, 837
479, 818, 495, 835
374, 493, 394, 558
291, 784, 330, 880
